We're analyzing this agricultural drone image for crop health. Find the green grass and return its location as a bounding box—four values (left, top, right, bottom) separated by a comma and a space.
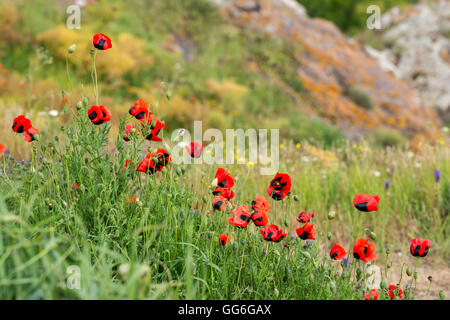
0, 100, 448, 299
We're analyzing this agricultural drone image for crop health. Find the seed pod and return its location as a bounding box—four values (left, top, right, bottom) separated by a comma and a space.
406, 267, 412, 276
327, 210, 336, 220
176, 167, 182, 176
68, 44, 76, 54
293, 195, 299, 201
369, 232, 377, 241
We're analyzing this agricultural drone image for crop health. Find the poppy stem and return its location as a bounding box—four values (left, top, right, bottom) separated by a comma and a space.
65, 53, 73, 93
91, 50, 99, 105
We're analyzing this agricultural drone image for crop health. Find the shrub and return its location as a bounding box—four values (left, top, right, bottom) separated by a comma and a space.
370, 129, 406, 148
348, 86, 374, 110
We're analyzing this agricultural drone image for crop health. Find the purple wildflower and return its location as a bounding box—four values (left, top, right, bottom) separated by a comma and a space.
434, 170, 441, 183
384, 180, 390, 191
342, 258, 349, 269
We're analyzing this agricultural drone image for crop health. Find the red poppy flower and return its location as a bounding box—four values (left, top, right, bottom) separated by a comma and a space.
251, 196, 270, 227
297, 210, 315, 223
364, 289, 379, 300
23, 126, 39, 142
125, 196, 137, 204
353, 194, 380, 212
228, 205, 251, 228
251, 210, 268, 227
215, 168, 234, 188
136, 148, 170, 175
219, 233, 229, 246
193, 202, 197, 210
12, 115, 32, 133
93, 33, 112, 50
296, 222, 316, 240
353, 238, 377, 262
72, 183, 81, 190
186, 141, 203, 158
212, 196, 228, 211
141, 116, 164, 142
123, 124, 135, 142
88, 105, 111, 125
330, 242, 347, 260
267, 173, 291, 201
410, 238, 432, 257
212, 186, 235, 200
0, 144, 6, 155
260, 224, 286, 242
387, 285, 404, 300
129, 99, 151, 121
72, 183, 87, 192
12, 115, 39, 142
251, 196, 270, 214
124, 159, 132, 170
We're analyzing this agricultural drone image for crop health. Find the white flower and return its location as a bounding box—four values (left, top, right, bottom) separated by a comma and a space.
374, 170, 381, 177
407, 151, 414, 159
415, 162, 421, 168
443, 126, 448, 133
48, 110, 59, 117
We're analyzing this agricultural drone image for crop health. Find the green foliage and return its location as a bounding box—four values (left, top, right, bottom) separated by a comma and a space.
297, 0, 419, 34
286, 115, 343, 147
370, 129, 406, 148
348, 86, 374, 110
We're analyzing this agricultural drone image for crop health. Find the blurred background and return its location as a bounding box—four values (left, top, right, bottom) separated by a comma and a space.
0, 0, 448, 156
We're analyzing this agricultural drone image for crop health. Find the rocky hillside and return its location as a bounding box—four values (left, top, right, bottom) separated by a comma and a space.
212, 0, 442, 146
375, 1, 450, 121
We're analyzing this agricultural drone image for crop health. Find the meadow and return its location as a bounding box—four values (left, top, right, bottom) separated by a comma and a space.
0, 92, 448, 299
0, 0, 448, 300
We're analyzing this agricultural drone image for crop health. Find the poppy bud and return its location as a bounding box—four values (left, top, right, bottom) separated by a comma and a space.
329, 281, 336, 293
327, 232, 332, 240
369, 232, 377, 241
118, 263, 130, 281
439, 291, 445, 300
166, 92, 172, 100
293, 195, 299, 201
427, 276, 432, 282
176, 167, 182, 176
327, 210, 336, 220
90, 49, 95, 56
356, 268, 362, 281
380, 280, 386, 289
413, 272, 418, 279
406, 267, 412, 276
202, 196, 207, 203
82, 97, 89, 106
68, 44, 76, 54
181, 166, 186, 174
